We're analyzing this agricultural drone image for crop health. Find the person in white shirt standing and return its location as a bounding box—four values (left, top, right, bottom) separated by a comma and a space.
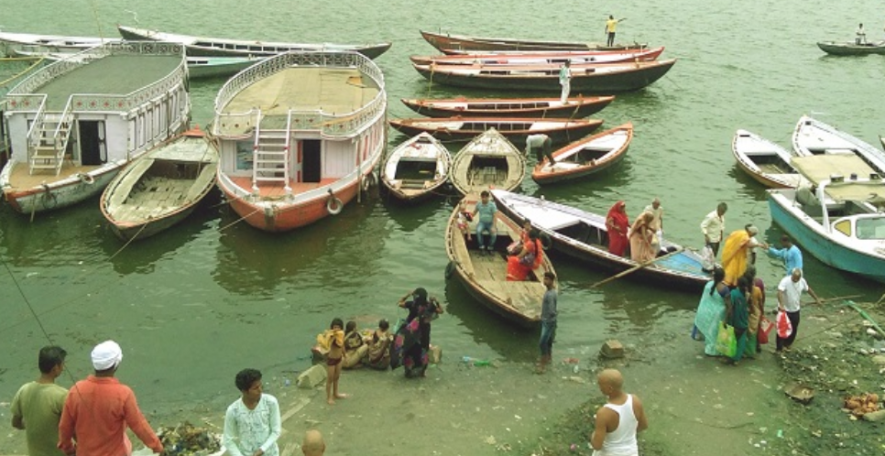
700, 202, 727, 257
590, 369, 648, 456
644, 198, 664, 250
223, 369, 282, 456
559, 61, 571, 104
776, 268, 821, 353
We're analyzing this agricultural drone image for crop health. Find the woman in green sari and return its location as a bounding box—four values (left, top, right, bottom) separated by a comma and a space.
694, 267, 730, 356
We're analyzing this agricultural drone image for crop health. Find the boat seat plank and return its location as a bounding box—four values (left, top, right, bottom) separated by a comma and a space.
185, 164, 217, 202
107, 159, 156, 212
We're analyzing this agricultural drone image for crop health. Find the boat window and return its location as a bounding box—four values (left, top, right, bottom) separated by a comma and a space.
236, 141, 253, 171
832, 219, 852, 237
856, 217, 885, 240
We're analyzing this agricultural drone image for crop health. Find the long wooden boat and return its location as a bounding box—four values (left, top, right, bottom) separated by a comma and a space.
100, 128, 218, 241
531, 123, 633, 185
0, 31, 121, 57
817, 41, 885, 56
0, 42, 190, 215
212, 51, 387, 232
413, 59, 676, 92
491, 189, 710, 291
450, 128, 524, 195
388, 117, 602, 145
118, 25, 392, 59
732, 129, 810, 189
792, 115, 885, 175
768, 154, 885, 282
401, 96, 614, 119
380, 132, 451, 203
445, 193, 556, 327
421, 30, 647, 53
409, 46, 664, 66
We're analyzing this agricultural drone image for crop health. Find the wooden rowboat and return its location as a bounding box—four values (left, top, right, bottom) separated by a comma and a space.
118, 25, 392, 59
388, 117, 603, 145
732, 129, 809, 189
445, 193, 555, 327
400, 96, 614, 119
490, 190, 710, 291
817, 41, 885, 56
0, 31, 120, 57
100, 128, 218, 241
409, 46, 664, 66
421, 30, 647, 53
792, 115, 885, 176
380, 133, 451, 203
412, 59, 676, 93
531, 123, 633, 185
450, 128, 525, 195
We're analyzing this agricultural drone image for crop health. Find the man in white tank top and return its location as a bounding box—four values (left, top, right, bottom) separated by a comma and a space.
590, 369, 648, 456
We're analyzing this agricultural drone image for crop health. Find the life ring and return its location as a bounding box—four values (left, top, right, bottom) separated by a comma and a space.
326, 192, 343, 215
41, 184, 58, 209
539, 232, 553, 251
77, 172, 95, 185
361, 172, 376, 192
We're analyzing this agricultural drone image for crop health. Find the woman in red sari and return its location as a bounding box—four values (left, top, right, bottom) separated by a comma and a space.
606, 201, 630, 256
507, 229, 544, 281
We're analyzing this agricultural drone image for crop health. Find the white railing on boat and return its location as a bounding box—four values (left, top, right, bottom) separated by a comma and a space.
213, 51, 386, 139
24, 96, 47, 149
5, 42, 186, 114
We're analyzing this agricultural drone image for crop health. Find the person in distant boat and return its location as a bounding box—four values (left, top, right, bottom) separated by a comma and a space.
589, 369, 648, 454
629, 211, 656, 263
644, 197, 664, 250
526, 134, 556, 166
507, 228, 545, 281
605, 15, 627, 47
856, 23, 867, 44
700, 202, 728, 257
325, 318, 347, 405
364, 319, 392, 370
558, 60, 571, 104
606, 201, 630, 257
536, 272, 558, 374
471, 190, 498, 254
342, 321, 368, 369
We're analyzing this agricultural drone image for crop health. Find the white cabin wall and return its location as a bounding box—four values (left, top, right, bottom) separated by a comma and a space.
323, 140, 355, 179
6, 114, 28, 161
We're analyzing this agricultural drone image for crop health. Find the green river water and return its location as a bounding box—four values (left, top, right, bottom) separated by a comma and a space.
1, 0, 884, 454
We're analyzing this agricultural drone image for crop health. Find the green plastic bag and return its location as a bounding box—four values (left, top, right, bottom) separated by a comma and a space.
716, 323, 737, 358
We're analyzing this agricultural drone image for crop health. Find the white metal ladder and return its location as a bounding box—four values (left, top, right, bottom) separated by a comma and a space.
27, 102, 74, 176
251, 110, 292, 194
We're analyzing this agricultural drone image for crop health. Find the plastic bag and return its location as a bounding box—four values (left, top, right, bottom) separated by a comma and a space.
758, 317, 775, 344
716, 323, 737, 357
700, 245, 715, 272
777, 311, 793, 339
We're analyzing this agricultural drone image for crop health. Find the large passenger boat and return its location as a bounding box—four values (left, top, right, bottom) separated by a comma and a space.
212, 51, 386, 232
0, 42, 189, 214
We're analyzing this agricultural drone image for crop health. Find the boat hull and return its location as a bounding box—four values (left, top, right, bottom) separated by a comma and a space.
389, 119, 603, 145
532, 124, 633, 185
400, 96, 614, 119
111, 205, 198, 241
414, 60, 676, 93
767, 192, 885, 282
421, 30, 646, 53
817, 41, 885, 56
1, 160, 121, 214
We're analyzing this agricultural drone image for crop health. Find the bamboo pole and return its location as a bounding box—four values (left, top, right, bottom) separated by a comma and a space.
590, 248, 684, 289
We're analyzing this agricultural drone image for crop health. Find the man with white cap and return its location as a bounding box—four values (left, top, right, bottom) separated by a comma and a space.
58, 340, 164, 456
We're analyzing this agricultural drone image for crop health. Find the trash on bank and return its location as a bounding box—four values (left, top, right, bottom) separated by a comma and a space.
785, 382, 815, 404
843, 392, 879, 417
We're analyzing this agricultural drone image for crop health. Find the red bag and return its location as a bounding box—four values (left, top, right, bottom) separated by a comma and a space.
776, 311, 793, 339
758, 317, 775, 344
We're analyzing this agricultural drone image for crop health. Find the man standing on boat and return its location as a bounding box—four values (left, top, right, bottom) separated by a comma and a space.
856, 23, 867, 44
605, 15, 627, 47
644, 198, 664, 249
559, 61, 572, 104
700, 202, 727, 257
526, 134, 556, 166
471, 190, 498, 254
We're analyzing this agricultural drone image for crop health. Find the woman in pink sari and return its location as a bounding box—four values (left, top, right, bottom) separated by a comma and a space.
606, 201, 630, 256
629, 212, 656, 263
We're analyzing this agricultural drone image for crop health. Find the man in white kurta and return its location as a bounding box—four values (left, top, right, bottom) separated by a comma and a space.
223, 369, 281, 456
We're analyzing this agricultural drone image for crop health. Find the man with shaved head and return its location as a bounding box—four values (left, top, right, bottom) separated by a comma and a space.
590, 369, 648, 455
302, 430, 325, 456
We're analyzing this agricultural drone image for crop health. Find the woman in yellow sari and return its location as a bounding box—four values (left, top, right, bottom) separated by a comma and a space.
721, 225, 758, 286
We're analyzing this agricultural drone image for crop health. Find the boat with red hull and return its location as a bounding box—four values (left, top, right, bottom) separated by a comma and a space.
409, 46, 664, 66
531, 123, 633, 185
421, 30, 647, 53
400, 96, 614, 119
388, 117, 603, 146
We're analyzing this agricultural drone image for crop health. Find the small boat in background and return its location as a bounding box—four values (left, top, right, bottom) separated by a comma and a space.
450, 128, 524, 195
100, 128, 218, 241
409, 46, 664, 66
445, 193, 555, 327
118, 25, 392, 59
532, 123, 633, 185
792, 115, 885, 175
879, 136, 884, 150
388, 117, 603, 145
0, 31, 120, 56
420, 30, 647, 53
380, 132, 451, 203
491, 189, 710, 291
732, 129, 809, 188
817, 41, 885, 56
412, 59, 677, 93
400, 96, 614, 119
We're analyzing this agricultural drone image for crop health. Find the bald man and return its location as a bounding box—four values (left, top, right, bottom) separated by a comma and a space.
590, 369, 648, 456
302, 430, 325, 456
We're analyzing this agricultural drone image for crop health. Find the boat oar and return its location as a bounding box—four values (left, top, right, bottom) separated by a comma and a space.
590, 247, 684, 289
802, 294, 863, 306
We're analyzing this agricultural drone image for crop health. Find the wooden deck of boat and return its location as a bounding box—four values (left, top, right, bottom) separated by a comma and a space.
230, 176, 337, 198
222, 67, 380, 124
113, 176, 194, 221
8, 161, 98, 188
36, 55, 182, 110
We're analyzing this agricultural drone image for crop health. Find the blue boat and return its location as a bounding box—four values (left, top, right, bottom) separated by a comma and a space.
767, 154, 885, 283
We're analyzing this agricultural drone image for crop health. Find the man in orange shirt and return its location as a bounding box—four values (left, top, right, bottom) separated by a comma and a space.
58, 340, 164, 456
